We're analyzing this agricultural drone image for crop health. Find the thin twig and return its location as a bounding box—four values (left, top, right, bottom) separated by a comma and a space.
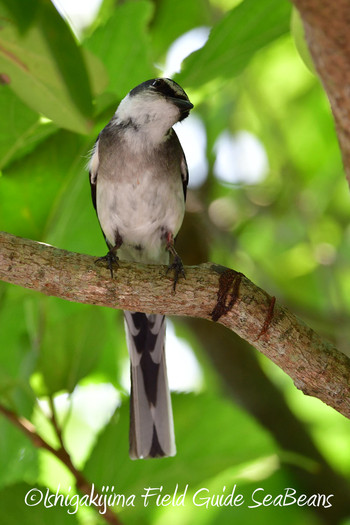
49, 395, 65, 450
0, 403, 122, 525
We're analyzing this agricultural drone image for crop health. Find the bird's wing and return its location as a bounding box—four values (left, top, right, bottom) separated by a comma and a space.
88, 137, 99, 211
170, 128, 189, 201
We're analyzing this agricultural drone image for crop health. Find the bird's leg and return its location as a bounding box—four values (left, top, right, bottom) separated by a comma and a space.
95, 232, 123, 278
165, 232, 185, 291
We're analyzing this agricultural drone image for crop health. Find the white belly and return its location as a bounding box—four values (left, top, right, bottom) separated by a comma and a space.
96, 169, 185, 263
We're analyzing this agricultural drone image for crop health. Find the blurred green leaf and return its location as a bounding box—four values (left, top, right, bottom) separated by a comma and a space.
0, 286, 37, 417
37, 299, 108, 395
84, 393, 277, 498
0, 87, 57, 170
0, 416, 38, 490
290, 7, 316, 75
0, 1, 93, 133
155, 468, 320, 525
150, 0, 211, 58
0, 0, 39, 33
0, 130, 88, 240
82, 49, 108, 99
0, 483, 79, 524
177, 0, 291, 87
85, 0, 155, 98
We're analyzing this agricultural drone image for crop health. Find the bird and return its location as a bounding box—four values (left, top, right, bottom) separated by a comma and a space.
88, 78, 193, 459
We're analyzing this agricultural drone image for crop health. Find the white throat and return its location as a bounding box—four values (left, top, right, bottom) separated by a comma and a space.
114, 93, 180, 148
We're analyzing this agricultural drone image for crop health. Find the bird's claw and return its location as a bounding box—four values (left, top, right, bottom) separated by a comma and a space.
95, 250, 119, 278
167, 255, 186, 291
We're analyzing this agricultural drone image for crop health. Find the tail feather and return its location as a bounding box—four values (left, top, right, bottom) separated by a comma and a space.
124, 311, 176, 459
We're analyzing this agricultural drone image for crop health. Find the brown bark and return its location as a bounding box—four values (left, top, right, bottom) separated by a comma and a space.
291, 0, 350, 184
1, 230, 350, 420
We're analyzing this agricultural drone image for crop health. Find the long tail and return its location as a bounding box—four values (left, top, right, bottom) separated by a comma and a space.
124, 311, 176, 459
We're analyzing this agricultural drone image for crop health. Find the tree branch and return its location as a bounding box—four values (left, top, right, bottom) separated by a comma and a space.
48, 395, 65, 450
1, 230, 349, 420
0, 403, 122, 525
184, 318, 350, 523
291, 0, 350, 184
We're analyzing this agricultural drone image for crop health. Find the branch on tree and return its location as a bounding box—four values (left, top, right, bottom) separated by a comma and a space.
1, 231, 349, 420
0, 403, 122, 525
292, 0, 350, 184
184, 318, 350, 523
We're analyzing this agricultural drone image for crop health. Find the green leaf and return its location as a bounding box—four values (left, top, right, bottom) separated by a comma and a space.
37, 299, 108, 395
177, 0, 291, 87
82, 49, 109, 99
0, 0, 39, 33
0, 416, 38, 490
156, 468, 319, 525
0, 483, 80, 525
0, 130, 88, 240
290, 7, 316, 75
0, 285, 37, 417
8, 127, 102, 254
0, 87, 57, 170
0, 1, 93, 133
84, 393, 277, 498
150, 0, 211, 58
85, 0, 155, 98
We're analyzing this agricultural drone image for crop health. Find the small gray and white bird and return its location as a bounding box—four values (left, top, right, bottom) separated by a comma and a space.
89, 78, 193, 459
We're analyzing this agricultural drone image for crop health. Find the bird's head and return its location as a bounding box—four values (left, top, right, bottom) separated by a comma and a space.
114, 78, 193, 141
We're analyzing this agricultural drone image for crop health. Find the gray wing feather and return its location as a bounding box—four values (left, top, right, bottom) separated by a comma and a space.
88, 139, 99, 211
170, 129, 188, 201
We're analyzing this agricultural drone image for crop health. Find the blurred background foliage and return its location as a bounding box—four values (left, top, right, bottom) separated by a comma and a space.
0, 0, 350, 523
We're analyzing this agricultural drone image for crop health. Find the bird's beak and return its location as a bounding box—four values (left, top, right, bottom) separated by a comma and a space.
171, 98, 194, 112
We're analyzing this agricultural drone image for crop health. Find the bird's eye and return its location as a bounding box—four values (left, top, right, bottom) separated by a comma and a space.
152, 79, 163, 88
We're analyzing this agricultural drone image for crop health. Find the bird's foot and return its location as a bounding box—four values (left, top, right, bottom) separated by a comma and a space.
95, 250, 119, 278
166, 254, 186, 291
